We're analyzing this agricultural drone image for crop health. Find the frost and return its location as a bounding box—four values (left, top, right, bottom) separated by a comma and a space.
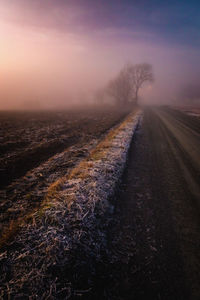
0, 110, 142, 298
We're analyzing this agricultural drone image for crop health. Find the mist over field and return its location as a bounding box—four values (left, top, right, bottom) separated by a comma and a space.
1, 2, 200, 299
0, 0, 200, 110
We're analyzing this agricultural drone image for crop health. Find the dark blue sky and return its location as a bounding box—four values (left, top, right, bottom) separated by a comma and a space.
77, 0, 200, 47
31, 0, 198, 48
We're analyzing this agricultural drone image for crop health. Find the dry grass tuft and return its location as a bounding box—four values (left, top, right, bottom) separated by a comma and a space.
0, 108, 142, 298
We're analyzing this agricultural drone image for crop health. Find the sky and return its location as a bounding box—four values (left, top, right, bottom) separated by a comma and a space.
0, 0, 200, 109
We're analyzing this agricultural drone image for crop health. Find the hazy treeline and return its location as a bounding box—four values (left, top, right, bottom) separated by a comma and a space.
95, 63, 154, 107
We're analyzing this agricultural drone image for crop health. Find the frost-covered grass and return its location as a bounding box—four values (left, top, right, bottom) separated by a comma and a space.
43, 110, 141, 216
0, 108, 129, 240
0, 109, 141, 299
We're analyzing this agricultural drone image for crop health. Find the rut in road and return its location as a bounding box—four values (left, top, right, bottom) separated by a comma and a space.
84, 111, 189, 300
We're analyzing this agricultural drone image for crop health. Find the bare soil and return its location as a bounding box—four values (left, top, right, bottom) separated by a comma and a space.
0, 108, 129, 237
0, 109, 128, 188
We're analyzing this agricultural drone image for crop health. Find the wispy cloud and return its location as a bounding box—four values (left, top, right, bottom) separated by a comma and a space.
0, 0, 199, 108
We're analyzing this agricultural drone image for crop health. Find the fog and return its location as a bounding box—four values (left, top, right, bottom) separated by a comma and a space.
0, 0, 200, 110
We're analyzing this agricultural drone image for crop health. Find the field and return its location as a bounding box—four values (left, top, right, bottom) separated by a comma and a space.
0, 107, 129, 237
0, 106, 200, 299
173, 105, 200, 117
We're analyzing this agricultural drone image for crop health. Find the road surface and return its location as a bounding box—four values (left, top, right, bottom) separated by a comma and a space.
84, 107, 200, 299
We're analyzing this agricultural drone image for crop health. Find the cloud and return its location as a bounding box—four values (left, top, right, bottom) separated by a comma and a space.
0, 0, 200, 108
1, 0, 200, 47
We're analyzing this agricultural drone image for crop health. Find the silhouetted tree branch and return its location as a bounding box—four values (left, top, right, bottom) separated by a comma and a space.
107, 66, 132, 105
107, 63, 154, 106
128, 63, 154, 103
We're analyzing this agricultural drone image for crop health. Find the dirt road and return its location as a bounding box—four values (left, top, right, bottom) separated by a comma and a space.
82, 107, 200, 299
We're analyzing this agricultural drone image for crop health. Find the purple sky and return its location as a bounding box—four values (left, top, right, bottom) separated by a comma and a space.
0, 0, 200, 108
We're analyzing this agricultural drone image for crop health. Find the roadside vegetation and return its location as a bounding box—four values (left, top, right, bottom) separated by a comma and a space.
0, 109, 141, 299
0, 107, 130, 245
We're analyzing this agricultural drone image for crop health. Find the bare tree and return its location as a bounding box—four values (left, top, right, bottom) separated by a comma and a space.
127, 63, 154, 104
107, 66, 132, 106
107, 63, 154, 106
